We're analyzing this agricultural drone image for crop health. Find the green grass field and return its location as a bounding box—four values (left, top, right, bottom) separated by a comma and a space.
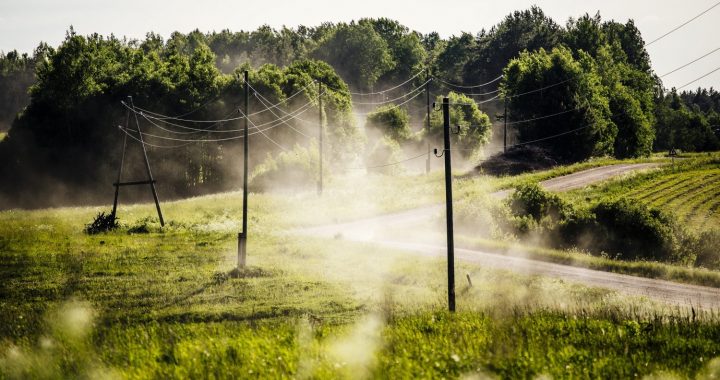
3, 157, 720, 378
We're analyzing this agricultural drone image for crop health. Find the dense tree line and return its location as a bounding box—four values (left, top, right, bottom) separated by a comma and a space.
0, 8, 718, 207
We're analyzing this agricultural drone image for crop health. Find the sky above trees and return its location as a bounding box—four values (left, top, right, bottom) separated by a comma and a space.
1, 0, 718, 89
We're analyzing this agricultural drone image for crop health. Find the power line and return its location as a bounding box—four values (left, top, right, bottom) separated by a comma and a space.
508, 125, 589, 148
463, 88, 501, 97
660, 47, 720, 78
506, 106, 584, 125
676, 65, 720, 90
646, 0, 720, 46
354, 90, 426, 117
506, 78, 573, 99
242, 110, 292, 152
252, 88, 322, 128
435, 75, 503, 89
353, 80, 430, 105
117, 125, 194, 149
340, 69, 426, 96
345, 152, 427, 170
253, 92, 313, 138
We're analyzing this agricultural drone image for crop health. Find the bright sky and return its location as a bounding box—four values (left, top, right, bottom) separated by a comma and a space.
1, 0, 719, 90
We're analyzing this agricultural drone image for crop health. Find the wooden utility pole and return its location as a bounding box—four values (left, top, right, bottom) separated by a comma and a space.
111, 106, 130, 220
503, 97, 508, 153
318, 81, 323, 195
111, 96, 165, 226
239, 70, 249, 269
426, 68, 432, 174
441, 97, 456, 312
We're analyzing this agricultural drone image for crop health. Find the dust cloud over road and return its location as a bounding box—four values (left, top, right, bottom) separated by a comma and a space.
296, 163, 720, 309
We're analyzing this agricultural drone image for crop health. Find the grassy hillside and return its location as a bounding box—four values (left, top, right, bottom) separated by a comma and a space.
2, 159, 720, 378
564, 153, 720, 231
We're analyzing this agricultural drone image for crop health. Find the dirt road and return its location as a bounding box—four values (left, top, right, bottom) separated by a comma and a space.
297, 163, 720, 309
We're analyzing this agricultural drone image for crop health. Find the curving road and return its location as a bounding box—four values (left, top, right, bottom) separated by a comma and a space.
297, 163, 720, 309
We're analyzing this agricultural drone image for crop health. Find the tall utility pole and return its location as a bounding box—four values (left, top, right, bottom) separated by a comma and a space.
239, 70, 249, 269
503, 97, 508, 153
441, 97, 456, 312
318, 81, 323, 195
425, 68, 432, 174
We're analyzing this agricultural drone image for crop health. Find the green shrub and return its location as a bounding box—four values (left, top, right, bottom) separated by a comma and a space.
587, 199, 684, 262
509, 183, 567, 222
366, 105, 414, 142
694, 229, 720, 269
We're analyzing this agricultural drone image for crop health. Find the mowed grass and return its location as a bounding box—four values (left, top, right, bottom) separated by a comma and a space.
3, 159, 720, 378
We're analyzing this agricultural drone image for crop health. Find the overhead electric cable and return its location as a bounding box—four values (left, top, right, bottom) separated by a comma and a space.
353, 80, 431, 105
253, 92, 313, 138
659, 47, 720, 77
506, 78, 573, 98
117, 125, 194, 149
342, 69, 426, 95
345, 152, 427, 170
435, 75, 503, 89
354, 90, 426, 117
122, 101, 249, 133
508, 125, 589, 147
241, 110, 292, 152
463, 88, 501, 97
646, 0, 720, 46
506, 106, 584, 125
676, 65, 720, 90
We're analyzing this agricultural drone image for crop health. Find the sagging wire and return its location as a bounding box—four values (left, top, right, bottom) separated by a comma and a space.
352, 79, 431, 105
344, 152, 428, 170
676, 65, 720, 90
659, 46, 720, 78
338, 68, 426, 96
435, 75, 503, 89
239, 109, 292, 152
354, 90, 426, 117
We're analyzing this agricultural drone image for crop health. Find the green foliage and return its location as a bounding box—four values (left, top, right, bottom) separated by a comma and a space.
84, 211, 118, 234
429, 92, 492, 159
588, 199, 685, 262
654, 91, 720, 152
360, 18, 427, 85
365, 105, 413, 142
0, 33, 357, 208
312, 21, 395, 90
509, 183, 566, 222
463, 6, 563, 85
503, 46, 616, 161
695, 230, 720, 270
250, 143, 319, 191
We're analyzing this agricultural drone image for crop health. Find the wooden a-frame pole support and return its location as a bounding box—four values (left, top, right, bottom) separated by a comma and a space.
111, 96, 165, 226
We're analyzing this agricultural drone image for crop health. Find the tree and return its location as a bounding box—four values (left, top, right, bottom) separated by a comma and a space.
463, 7, 563, 85
502, 47, 615, 161
434, 33, 476, 85
428, 92, 492, 159
312, 21, 395, 91
366, 105, 412, 142
360, 18, 427, 86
